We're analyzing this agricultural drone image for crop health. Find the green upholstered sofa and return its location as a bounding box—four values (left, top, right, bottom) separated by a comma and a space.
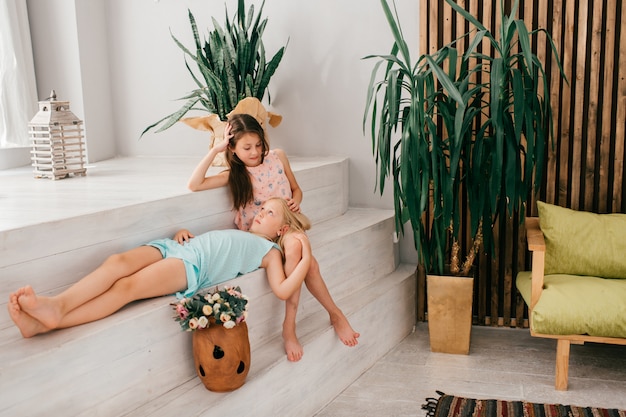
516, 201, 626, 390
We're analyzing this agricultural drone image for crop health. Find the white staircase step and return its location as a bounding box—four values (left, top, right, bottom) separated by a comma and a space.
123, 263, 416, 417
0, 156, 415, 417
0, 209, 413, 417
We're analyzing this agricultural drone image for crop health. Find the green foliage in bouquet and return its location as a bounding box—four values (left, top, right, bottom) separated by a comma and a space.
172, 286, 249, 331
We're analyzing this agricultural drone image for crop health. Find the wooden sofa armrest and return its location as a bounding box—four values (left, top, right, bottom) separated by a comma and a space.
525, 217, 545, 310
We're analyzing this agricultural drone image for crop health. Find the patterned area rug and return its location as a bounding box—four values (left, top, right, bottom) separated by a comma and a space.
422, 391, 626, 417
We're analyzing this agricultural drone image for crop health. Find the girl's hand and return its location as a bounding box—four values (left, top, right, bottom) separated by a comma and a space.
286, 198, 301, 213
224, 123, 233, 144
210, 123, 232, 154
174, 229, 195, 244
213, 136, 230, 153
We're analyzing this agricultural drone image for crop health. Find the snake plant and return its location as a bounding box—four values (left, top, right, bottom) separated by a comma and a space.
142, 0, 286, 136
364, 0, 565, 275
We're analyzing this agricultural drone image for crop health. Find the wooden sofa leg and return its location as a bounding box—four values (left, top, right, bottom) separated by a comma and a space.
555, 339, 570, 390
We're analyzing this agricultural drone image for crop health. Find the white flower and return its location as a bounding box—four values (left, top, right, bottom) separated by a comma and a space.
197, 316, 209, 328
223, 320, 236, 329
202, 305, 213, 316
211, 293, 221, 301
220, 313, 231, 323
213, 303, 221, 312
188, 318, 199, 329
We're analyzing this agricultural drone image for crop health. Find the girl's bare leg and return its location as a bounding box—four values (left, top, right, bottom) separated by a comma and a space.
56, 257, 187, 329
305, 257, 360, 347
281, 235, 305, 361
16, 246, 165, 330
283, 287, 303, 362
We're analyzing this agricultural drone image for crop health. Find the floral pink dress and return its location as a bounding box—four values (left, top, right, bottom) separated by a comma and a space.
234, 149, 292, 231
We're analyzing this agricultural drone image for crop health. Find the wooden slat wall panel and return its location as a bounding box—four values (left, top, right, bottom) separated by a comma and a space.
419, 0, 626, 327
546, 0, 564, 204
600, 3, 617, 213
607, 2, 622, 210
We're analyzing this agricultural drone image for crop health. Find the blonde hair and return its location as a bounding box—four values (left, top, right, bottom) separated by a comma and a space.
265, 197, 311, 250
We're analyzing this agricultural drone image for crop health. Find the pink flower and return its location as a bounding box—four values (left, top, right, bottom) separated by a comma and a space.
227, 287, 242, 297
176, 304, 189, 319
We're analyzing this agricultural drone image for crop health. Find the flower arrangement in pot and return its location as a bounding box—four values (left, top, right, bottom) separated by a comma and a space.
172, 285, 249, 330
172, 286, 251, 392
363, 0, 565, 353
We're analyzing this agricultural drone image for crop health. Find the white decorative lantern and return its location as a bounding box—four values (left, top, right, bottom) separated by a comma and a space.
28, 90, 87, 180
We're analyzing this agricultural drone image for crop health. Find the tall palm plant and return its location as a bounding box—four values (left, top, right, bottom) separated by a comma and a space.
364, 0, 564, 275
142, 0, 285, 136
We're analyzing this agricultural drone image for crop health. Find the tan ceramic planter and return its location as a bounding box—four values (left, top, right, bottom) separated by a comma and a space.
427, 275, 474, 354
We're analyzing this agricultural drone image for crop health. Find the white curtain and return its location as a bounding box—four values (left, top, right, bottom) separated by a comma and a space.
0, 0, 37, 148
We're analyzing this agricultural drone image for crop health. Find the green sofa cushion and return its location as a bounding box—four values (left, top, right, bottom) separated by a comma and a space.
517, 271, 626, 338
537, 201, 626, 279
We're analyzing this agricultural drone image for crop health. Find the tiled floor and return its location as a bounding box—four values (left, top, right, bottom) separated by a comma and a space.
315, 322, 626, 417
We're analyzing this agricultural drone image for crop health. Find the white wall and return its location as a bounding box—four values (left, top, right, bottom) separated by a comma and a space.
27, 0, 117, 162
26, 0, 420, 261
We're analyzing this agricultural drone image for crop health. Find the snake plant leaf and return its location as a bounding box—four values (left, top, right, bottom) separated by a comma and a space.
187, 9, 200, 48
153, 97, 200, 133
236, 0, 245, 25
170, 32, 196, 63
257, 47, 285, 98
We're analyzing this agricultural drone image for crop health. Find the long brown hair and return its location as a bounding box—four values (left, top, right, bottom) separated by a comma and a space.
225, 113, 269, 209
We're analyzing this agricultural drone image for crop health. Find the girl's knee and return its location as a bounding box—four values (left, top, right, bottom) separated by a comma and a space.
103, 251, 138, 273
309, 257, 320, 275
104, 252, 128, 267
285, 297, 299, 308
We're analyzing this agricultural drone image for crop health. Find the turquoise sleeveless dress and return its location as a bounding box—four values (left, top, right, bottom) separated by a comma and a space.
147, 229, 280, 297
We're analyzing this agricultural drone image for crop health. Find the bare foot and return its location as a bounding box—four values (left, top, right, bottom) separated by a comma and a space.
331, 312, 360, 347
8, 291, 50, 338
16, 285, 62, 330
283, 327, 303, 362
